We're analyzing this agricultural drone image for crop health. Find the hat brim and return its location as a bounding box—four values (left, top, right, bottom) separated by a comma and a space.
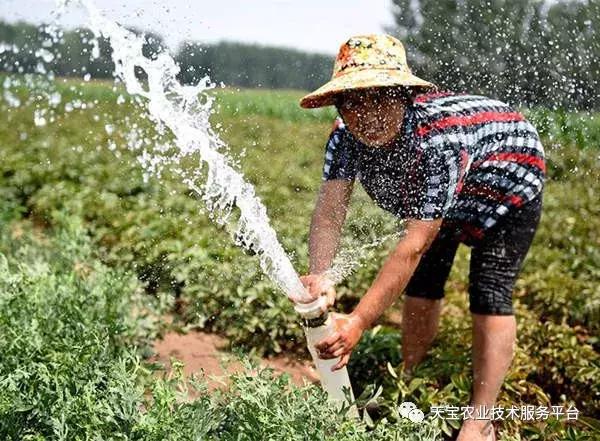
299, 69, 437, 109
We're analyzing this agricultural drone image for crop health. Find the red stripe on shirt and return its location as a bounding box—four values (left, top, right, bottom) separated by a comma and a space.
461, 184, 524, 207
475, 152, 546, 173
332, 117, 343, 131
414, 91, 455, 103
416, 111, 525, 137
461, 224, 484, 240
441, 219, 484, 241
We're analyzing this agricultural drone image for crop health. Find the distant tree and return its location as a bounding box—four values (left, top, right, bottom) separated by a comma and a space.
0, 20, 333, 91
0, 21, 44, 74
174, 41, 332, 90
388, 0, 600, 110
5, 3, 597, 109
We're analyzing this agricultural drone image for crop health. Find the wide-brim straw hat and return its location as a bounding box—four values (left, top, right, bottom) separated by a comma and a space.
300, 34, 437, 109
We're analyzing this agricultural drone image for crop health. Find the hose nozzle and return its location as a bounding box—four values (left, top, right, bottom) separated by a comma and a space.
294, 296, 329, 327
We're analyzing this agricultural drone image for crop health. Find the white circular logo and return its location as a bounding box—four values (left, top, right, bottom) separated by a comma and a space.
398, 401, 424, 424
408, 408, 425, 423
399, 401, 417, 418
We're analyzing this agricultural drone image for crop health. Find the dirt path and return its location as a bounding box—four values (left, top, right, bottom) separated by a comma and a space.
149, 307, 409, 395
150, 327, 319, 393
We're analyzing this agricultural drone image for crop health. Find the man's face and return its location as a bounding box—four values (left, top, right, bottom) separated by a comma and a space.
336, 87, 407, 147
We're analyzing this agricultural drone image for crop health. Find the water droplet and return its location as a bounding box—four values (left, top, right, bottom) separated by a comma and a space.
33, 109, 47, 126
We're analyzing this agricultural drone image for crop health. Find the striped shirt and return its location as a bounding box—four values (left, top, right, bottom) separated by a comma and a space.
322, 90, 546, 244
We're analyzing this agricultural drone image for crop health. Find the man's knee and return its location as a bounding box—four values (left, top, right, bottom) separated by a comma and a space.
404, 287, 445, 301
402, 297, 443, 341
403, 296, 443, 314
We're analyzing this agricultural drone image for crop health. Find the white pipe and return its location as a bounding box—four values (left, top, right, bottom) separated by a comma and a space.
295, 298, 359, 417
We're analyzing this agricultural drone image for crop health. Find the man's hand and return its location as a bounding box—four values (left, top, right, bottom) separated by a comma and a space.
296, 274, 336, 310
314, 312, 367, 371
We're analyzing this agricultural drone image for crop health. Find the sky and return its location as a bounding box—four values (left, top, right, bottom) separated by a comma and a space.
0, 0, 397, 55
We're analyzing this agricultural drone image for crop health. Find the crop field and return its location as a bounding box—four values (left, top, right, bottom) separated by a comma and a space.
0, 77, 599, 440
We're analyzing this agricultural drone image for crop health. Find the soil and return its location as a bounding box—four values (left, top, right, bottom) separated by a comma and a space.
148, 303, 412, 398
149, 327, 320, 394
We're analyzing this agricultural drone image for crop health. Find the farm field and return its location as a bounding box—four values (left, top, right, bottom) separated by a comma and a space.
0, 77, 599, 440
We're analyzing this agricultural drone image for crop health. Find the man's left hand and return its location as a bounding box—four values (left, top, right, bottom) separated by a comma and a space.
314, 312, 367, 371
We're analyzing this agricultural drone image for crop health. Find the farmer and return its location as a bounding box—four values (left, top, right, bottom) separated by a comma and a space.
296, 34, 544, 441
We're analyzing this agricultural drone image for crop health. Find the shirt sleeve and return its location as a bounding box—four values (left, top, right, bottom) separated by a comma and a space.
322, 118, 359, 181
411, 139, 469, 220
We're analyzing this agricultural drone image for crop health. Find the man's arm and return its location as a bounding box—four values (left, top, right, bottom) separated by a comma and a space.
352, 218, 442, 328
308, 179, 354, 274
315, 218, 442, 369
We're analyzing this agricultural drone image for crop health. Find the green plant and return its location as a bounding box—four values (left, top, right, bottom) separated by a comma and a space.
1, 77, 599, 439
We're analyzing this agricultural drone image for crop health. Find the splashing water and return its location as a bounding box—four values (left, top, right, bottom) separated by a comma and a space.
51, 0, 312, 303
6, 0, 400, 305
324, 230, 403, 285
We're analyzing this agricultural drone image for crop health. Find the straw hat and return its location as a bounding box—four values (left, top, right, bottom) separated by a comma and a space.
300, 34, 436, 108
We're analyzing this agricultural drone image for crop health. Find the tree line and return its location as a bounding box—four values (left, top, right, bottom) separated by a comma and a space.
0, 20, 332, 92
1, 0, 599, 110
389, 0, 599, 110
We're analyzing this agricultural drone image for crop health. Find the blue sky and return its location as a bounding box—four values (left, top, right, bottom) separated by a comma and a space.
0, 0, 397, 54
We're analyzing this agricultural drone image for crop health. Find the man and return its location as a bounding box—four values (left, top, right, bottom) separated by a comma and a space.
296, 34, 545, 441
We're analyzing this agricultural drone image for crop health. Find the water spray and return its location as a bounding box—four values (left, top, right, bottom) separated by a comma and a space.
25, 0, 361, 415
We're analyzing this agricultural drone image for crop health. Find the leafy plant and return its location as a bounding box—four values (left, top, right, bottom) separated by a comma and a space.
1, 77, 599, 439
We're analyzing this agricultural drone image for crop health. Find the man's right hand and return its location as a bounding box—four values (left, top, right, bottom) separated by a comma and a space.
297, 274, 337, 309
